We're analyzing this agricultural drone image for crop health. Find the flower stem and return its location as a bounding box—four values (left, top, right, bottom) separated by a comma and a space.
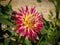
7, 0, 12, 6
37, 36, 44, 45
0, 23, 2, 30
56, 11, 59, 19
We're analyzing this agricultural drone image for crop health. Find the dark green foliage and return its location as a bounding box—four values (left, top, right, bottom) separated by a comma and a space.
0, 0, 13, 45
40, 41, 48, 45
24, 39, 32, 45
49, 0, 55, 4
56, 19, 60, 27
37, 0, 60, 45
4, 38, 10, 45
42, 18, 50, 30
0, 4, 13, 26
37, 0, 41, 2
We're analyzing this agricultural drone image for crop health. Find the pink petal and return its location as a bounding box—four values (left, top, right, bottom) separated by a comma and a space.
19, 28, 25, 36
24, 29, 28, 39
31, 7, 35, 14
18, 8, 23, 13
29, 30, 35, 41
13, 11, 20, 15
25, 6, 28, 13
14, 25, 21, 31
35, 29, 41, 34
15, 20, 22, 24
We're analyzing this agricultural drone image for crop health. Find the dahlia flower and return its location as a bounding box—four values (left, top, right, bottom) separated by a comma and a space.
12, 6, 43, 42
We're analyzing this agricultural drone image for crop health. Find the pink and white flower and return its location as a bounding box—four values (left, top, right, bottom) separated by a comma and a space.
11, 6, 43, 42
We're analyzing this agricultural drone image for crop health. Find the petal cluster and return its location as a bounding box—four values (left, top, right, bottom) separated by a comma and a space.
12, 6, 43, 42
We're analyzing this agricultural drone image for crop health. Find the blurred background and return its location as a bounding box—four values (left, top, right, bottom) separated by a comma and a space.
0, 0, 57, 21
0, 0, 60, 45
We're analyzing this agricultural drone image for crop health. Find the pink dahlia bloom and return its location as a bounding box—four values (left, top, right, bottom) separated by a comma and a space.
12, 6, 43, 42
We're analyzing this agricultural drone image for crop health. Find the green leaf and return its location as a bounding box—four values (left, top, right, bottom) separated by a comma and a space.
49, 11, 53, 16
40, 41, 48, 45
0, 4, 13, 15
0, 42, 3, 45
49, 11, 54, 20
17, 37, 22, 44
0, 14, 12, 25
45, 30, 60, 45
9, 40, 18, 45
4, 38, 10, 45
46, 36, 56, 45
4, 5, 13, 15
7, 26, 12, 31
56, 6, 60, 12
56, 19, 60, 27
37, 0, 41, 3
42, 18, 50, 29
41, 29, 47, 34
37, 36, 44, 45
0, 15, 9, 19
56, 0, 60, 11
24, 39, 32, 45
48, 0, 55, 4
55, 30, 60, 40
0, 19, 12, 25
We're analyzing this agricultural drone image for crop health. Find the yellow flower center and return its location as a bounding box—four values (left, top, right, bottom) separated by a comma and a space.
24, 14, 35, 29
